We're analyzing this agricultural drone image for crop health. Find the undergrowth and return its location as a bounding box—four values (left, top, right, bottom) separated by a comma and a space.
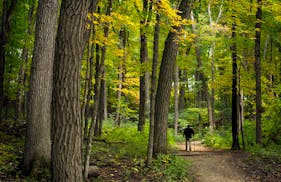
201, 121, 281, 163
90, 119, 191, 181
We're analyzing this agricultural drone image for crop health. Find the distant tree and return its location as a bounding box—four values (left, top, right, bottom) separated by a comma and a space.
231, 23, 240, 150
153, 0, 193, 155
51, 0, 92, 181
23, 0, 58, 175
0, 0, 17, 120
115, 27, 127, 126
191, 10, 214, 131
255, 0, 262, 145
147, 13, 160, 166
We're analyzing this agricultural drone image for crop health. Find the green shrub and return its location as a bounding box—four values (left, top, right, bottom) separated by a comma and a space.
203, 129, 232, 149
152, 154, 190, 182
247, 144, 281, 162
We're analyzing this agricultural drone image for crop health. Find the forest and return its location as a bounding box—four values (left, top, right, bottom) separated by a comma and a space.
0, 0, 281, 181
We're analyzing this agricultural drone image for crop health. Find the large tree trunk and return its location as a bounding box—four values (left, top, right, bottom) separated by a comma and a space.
153, 0, 192, 155
147, 13, 160, 166
255, 0, 262, 145
0, 0, 17, 120
23, 0, 58, 175
51, 0, 92, 181
231, 24, 240, 150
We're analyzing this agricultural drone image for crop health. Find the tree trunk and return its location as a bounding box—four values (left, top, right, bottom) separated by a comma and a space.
191, 11, 214, 131
153, 0, 192, 155
15, 48, 27, 121
231, 24, 240, 150
0, 0, 17, 120
115, 28, 126, 126
255, 0, 262, 145
138, 0, 150, 132
51, 0, 92, 181
147, 13, 160, 166
179, 69, 188, 112
174, 65, 179, 135
84, 40, 103, 180
81, 34, 91, 139
23, 0, 58, 175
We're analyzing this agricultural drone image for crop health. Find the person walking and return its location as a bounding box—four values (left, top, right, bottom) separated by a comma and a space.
183, 125, 194, 152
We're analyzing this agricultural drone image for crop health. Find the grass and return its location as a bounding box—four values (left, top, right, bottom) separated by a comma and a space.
90, 118, 192, 181
0, 118, 192, 181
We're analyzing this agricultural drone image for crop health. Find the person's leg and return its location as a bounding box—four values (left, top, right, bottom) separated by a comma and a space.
188, 139, 191, 152
185, 138, 187, 151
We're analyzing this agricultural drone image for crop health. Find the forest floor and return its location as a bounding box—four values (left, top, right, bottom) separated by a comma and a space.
1, 118, 281, 182
176, 141, 281, 182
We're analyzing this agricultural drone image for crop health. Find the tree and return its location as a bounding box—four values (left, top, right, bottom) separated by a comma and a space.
174, 65, 179, 135
0, 0, 17, 120
255, 0, 262, 145
191, 10, 214, 131
153, 0, 192, 155
147, 13, 160, 166
23, 0, 58, 175
231, 23, 240, 150
51, 0, 92, 181
138, 0, 151, 132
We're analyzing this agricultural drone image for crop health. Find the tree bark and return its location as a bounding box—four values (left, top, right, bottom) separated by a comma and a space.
138, 0, 150, 132
115, 28, 126, 126
147, 13, 160, 166
231, 24, 240, 150
51, 0, 92, 181
153, 0, 192, 155
255, 0, 262, 145
179, 69, 188, 111
174, 65, 179, 135
23, 0, 58, 175
0, 0, 17, 120
96, 0, 112, 135
84, 41, 103, 180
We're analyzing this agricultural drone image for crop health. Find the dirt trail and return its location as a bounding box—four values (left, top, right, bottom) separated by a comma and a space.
176, 141, 249, 182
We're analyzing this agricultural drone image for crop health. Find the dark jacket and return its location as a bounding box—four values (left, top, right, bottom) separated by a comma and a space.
183, 127, 194, 139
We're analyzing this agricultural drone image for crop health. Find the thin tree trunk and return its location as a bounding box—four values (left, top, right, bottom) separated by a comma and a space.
115, 28, 126, 126
147, 13, 160, 166
15, 49, 26, 121
153, 0, 192, 155
84, 1, 114, 174
81, 35, 91, 139
84, 40, 103, 179
23, 0, 58, 175
51, 0, 92, 181
191, 11, 214, 131
238, 87, 245, 149
179, 69, 188, 112
93, 42, 101, 137
255, 0, 262, 145
174, 65, 179, 135
231, 23, 240, 150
